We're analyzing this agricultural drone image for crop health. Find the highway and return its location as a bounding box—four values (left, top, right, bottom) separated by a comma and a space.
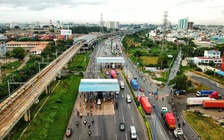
65, 37, 147, 140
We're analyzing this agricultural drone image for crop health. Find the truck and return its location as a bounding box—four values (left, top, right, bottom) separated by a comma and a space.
203, 100, 224, 109
186, 97, 215, 106
161, 107, 168, 117
110, 70, 117, 79
208, 91, 223, 99
130, 79, 138, 91
174, 128, 186, 140
164, 112, 176, 129
196, 90, 215, 97
120, 81, 125, 89
139, 96, 152, 114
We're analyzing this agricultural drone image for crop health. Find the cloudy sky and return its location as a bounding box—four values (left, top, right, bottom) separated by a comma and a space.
0, 0, 224, 25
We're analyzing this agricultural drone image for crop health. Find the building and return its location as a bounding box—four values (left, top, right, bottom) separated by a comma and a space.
6, 41, 49, 54
178, 18, 188, 30
105, 21, 119, 29
193, 50, 222, 65
204, 50, 221, 58
187, 22, 194, 30
0, 35, 7, 57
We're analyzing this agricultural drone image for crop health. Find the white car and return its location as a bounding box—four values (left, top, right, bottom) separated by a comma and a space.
97, 99, 101, 105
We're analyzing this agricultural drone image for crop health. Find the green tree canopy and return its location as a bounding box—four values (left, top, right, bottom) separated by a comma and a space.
11, 47, 26, 60
169, 74, 191, 90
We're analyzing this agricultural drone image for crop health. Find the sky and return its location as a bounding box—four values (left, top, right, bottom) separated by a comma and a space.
0, 0, 224, 25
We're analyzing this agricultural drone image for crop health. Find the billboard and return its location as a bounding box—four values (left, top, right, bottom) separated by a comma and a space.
61, 30, 72, 35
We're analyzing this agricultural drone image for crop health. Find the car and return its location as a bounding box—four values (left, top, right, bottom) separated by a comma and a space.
116, 70, 119, 74
116, 91, 119, 95
174, 90, 186, 95
119, 123, 125, 131
65, 128, 72, 137
97, 99, 102, 105
139, 88, 144, 92
126, 95, 132, 103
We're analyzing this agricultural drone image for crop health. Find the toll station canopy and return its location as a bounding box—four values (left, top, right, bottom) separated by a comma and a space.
79, 79, 120, 92
97, 57, 125, 63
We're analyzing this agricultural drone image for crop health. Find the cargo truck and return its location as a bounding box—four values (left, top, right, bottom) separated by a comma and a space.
203, 100, 224, 109
120, 81, 125, 89
196, 90, 215, 97
130, 79, 138, 91
110, 70, 117, 79
139, 96, 152, 115
208, 91, 223, 99
161, 107, 168, 117
186, 97, 215, 106
164, 112, 176, 129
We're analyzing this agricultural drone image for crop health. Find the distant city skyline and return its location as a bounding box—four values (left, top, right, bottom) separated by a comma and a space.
0, 0, 224, 25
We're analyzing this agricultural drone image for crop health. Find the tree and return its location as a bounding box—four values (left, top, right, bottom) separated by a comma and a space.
11, 47, 26, 60
169, 74, 191, 90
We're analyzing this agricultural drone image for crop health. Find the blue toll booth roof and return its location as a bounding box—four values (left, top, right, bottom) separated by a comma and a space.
79, 79, 120, 92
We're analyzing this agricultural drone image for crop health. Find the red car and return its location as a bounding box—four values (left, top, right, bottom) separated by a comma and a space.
65, 128, 72, 137
139, 88, 144, 92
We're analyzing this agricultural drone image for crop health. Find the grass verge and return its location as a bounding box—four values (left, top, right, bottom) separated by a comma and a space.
183, 110, 224, 140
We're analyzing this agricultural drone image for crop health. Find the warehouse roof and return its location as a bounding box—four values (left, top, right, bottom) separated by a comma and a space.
79, 79, 120, 92
97, 57, 125, 63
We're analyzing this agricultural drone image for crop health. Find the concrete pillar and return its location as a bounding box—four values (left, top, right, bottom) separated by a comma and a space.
64, 64, 68, 69
45, 85, 51, 94
24, 109, 31, 122
58, 71, 61, 79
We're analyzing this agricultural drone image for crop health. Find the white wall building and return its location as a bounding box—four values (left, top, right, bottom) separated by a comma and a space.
204, 50, 221, 58
0, 35, 7, 57
105, 21, 119, 29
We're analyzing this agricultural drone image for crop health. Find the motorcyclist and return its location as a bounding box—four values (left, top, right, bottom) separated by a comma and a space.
183, 121, 185, 126
76, 120, 79, 126
84, 120, 87, 125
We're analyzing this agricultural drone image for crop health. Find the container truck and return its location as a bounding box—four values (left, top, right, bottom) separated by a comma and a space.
208, 91, 223, 99
203, 100, 224, 108
110, 70, 117, 79
164, 112, 176, 129
196, 90, 215, 97
186, 97, 215, 106
120, 81, 125, 89
130, 79, 138, 91
139, 96, 152, 114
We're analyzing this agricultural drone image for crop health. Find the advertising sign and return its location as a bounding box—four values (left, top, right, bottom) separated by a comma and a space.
61, 30, 72, 35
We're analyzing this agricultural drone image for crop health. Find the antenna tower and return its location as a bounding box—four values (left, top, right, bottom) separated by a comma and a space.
100, 13, 104, 34
162, 11, 168, 51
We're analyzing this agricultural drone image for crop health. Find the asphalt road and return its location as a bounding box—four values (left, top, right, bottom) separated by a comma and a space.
65, 37, 147, 140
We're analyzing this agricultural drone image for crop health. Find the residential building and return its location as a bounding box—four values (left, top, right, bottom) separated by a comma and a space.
204, 50, 221, 58
0, 35, 7, 57
178, 18, 188, 30
187, 22, 194, 30
105, 21, 119, 29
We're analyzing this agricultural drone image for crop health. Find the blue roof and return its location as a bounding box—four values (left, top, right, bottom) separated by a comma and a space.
216, 70, 224, 76
97, 57, 125, 63
79, 79, 120, 92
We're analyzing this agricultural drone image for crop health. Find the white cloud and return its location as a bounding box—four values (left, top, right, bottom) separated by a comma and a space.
0, 0, 223, 24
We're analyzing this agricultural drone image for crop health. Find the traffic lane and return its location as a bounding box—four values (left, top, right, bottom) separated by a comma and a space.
116, 75, 147, 140
191, 75, 224, 95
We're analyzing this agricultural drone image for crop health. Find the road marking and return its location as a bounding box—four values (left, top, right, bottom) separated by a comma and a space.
158, 114, 162, 118
123, 115, 125, 123
79, 135, 81, 140
115, 134, 118, 140
132, 117, 135, 124
125, 133, 128, 140
114, 116, 116, 124
169, 130, 172, 136
122, 94, 124, 98
128, 104, 130, 109
120, 103, 123, 110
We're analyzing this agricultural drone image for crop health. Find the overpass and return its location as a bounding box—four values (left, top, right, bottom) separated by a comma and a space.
0, 28, 147, 139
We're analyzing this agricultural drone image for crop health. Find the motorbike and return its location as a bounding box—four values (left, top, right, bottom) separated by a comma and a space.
76, 120, 79, 126
88, 130, 92, 136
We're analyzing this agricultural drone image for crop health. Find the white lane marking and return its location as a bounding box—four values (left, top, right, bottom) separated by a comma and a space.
128, 104, 130, 109
120, 103, 123, 110
115, 134, 118, 140
114, 116, 116, 124
79, 135, 81, 140
123, 115, 125, 123
125, 133, 128, 140
169, 130, 172, 136
122, 94, 124, 98
158, 114, 162, 118
132, 117, 135, 124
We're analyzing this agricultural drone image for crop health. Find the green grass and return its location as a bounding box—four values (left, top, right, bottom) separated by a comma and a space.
140, 56, 158, 65
2, 61, 22, 70
68, 52, 91, 71
184, 111, 224, 140
17, 75, 81, 140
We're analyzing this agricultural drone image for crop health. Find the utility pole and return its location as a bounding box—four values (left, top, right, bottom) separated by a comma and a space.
162, 11, 168, 51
